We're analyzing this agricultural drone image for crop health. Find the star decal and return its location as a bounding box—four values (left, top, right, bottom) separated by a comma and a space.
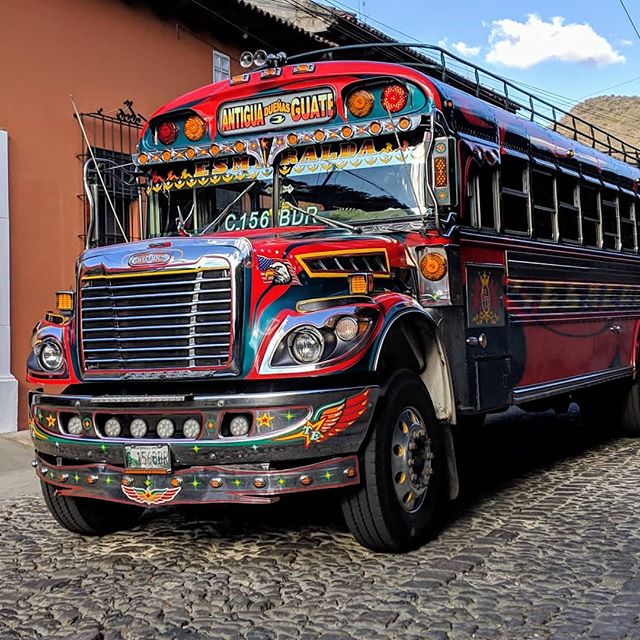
257, 412, 274, 429
45, 414, 57, 428
191, 478, 200, 489
144, 478, 151, 487
99, 444, 107, 453
277, 477, 286, 487
284, 410, 295, 422
323, 471, 333, 481
73, 473, 80, 483
193, 444, 200, 454
105, 476, 112, 485
233, 478, 242, 487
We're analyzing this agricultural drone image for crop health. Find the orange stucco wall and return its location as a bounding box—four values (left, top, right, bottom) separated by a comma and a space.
0, 0, 242, 428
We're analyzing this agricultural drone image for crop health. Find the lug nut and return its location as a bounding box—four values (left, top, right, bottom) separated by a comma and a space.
410, 473, 418, 483
408, 442, 417, 451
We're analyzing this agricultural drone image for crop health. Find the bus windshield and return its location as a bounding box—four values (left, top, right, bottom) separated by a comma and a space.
145, 137, 429, 235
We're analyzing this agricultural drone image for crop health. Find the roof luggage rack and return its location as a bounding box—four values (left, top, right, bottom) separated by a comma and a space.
289, 43, 640, 166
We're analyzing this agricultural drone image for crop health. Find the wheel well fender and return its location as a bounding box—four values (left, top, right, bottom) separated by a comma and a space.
371, 309, 456, 424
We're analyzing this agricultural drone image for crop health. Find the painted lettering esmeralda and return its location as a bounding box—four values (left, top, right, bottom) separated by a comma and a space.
148, 140, 408, 191
219, 88, 336, 135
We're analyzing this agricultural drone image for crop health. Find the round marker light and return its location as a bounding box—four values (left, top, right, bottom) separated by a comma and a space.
104, 417, 122, 438
157, 121, 178, 145
290, 328, 324, 364
39, 339, 64, 371
420, 253, 447, 281
156, 418, 175, 439
229, 415, 250, 437
67, 416, 83, 436
381, 84, 408, 113
335, 316, 359, 341
182, 418, 201, 439
184, 115, 207, 141
347, 89, 374, 118
129, 418, 148, 439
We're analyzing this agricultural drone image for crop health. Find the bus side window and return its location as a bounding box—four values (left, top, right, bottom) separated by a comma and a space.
557, 174, 580, 243
468, 164, 497, 230
531, 168, 556, 241
601, 188, 619, 250
500, 157, 530, 235
620, 195, 636, 252
580, 184, 600, 248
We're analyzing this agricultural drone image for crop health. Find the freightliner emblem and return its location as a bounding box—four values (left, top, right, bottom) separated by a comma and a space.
128, 252, 172, 266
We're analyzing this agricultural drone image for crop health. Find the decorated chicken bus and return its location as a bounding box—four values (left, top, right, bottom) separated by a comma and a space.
28, 45, 640, 551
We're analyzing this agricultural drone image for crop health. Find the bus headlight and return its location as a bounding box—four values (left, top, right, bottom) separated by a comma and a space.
260, 304, 379, 374
289, 327, 324, 364
38, 339, 64, 371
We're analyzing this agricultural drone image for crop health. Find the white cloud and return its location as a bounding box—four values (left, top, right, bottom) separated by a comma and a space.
485, 14, 625, 69
620, 38, 634, 46
451, 41, 481, 57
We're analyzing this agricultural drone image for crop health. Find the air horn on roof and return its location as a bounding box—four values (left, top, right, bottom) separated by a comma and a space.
240, 50, 288, 69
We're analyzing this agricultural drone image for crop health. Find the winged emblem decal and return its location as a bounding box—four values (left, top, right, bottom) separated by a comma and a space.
121, 485, 182, 506
276, 389, 370, 448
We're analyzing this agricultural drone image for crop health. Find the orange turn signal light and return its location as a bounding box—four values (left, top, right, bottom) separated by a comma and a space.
348, 273, 374, 295
56, 291, 74, 312
347, 89, 374, 118
419, 253, 447, 281
433, 156, 448, 187
184, 115, 207, 142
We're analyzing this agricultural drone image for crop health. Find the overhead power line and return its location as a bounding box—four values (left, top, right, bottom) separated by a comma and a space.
619, 0, 640, 42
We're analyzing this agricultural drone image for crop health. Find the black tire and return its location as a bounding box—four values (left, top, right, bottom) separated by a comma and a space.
341, 372, 446, 552
41, 480, 144, 535
621, 376, 640, 435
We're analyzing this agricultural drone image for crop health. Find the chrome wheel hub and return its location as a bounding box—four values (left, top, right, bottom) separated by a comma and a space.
391, 407, 433, 513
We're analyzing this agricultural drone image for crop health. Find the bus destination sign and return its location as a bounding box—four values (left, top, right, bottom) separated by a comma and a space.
218, 87, 336, 136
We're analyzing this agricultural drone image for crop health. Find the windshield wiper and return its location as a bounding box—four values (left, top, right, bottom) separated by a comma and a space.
283, 199, 362, 234
198, 182, 256, 235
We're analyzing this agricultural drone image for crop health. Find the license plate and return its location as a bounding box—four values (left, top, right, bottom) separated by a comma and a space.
124, 445, 171, 474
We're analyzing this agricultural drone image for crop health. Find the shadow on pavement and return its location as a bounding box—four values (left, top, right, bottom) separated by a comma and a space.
139, 405, 621, 540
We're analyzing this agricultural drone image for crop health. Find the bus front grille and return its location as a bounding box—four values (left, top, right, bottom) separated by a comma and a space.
79, 267, 234, 372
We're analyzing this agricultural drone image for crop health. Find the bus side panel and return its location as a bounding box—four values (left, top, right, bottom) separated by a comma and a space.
511, 319, 635, 388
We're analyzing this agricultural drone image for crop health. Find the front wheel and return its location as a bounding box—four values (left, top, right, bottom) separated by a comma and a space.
41, 480, 144, 535
341, 372, 445, 552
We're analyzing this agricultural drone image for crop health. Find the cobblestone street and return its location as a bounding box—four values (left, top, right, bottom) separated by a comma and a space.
2, 408, 640, 640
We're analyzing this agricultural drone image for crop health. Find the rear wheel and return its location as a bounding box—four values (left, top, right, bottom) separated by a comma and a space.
41, 480, 144, 535
341, 372, 445, 552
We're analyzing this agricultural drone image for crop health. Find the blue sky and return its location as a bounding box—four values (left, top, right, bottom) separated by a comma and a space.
319, 0, 640, 109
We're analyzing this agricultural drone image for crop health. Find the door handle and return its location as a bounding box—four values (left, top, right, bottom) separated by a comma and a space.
609, 325, 622, 334
466, 333, 488, 348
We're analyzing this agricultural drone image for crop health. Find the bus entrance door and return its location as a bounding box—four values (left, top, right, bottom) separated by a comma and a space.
464, 264, 511, 411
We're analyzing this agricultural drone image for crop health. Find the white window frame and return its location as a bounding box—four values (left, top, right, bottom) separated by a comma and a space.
213, 51, 231, 83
